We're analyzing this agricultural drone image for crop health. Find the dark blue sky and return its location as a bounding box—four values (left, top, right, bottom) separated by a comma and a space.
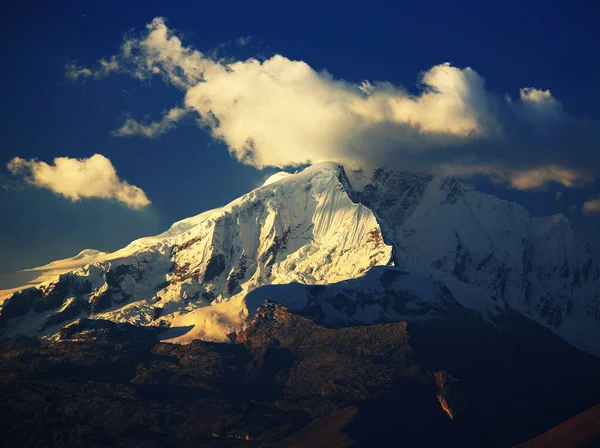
1, 0, 599, 274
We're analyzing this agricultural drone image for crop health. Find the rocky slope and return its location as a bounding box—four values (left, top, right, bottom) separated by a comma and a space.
0, 163, 599, 356
515, 404, 600, 447
0, 303, 449, 447
2, 302, 599, 447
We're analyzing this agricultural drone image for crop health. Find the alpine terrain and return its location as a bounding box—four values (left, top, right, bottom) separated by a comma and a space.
1, 162, 598, 355
1, 163, 600, 447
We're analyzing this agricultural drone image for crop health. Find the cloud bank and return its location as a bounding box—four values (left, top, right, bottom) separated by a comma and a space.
70, 17, 600, 191
7, 154, 151, 209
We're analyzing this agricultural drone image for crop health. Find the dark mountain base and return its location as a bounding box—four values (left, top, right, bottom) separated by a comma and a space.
1, 302, 599, 447
274, 406, 359, 448
353, 308, 600, 447
515, 404, 600, 448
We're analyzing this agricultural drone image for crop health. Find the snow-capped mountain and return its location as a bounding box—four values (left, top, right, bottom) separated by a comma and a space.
348, 167, 600, 354
1, 163, 599, 356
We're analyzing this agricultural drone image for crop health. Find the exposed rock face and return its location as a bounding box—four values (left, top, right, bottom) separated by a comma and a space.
41, 298, 84, 330
0, 334, 40, 352
0, 289, 40, 330
434, 371, 456, 420
235, 301, 426, 403
59, 318, 161, 342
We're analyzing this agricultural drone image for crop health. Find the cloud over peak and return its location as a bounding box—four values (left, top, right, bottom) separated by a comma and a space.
7, 154, 151, 209
69, 17, 600, 191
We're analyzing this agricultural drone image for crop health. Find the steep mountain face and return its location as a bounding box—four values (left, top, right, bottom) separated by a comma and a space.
0, 163, 599, 356
0, 164, 393, 342
348, 167, 600, 354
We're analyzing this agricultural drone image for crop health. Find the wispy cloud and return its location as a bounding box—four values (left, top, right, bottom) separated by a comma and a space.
7, 154, 150, 209
435, 164, 592, 190
65, 56, 120, 80
69, 17, 600, 191
112, 107, 188, 138
507, 165, 592, 190
583, 196, 600, 215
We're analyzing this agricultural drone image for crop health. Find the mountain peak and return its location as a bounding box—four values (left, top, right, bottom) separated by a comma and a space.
262, 171, 293, 186
0, 162, 598, 356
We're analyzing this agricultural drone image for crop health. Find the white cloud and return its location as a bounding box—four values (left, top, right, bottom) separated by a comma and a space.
69, 17, 600, 190
65, 63, 93, 80
65, 56, 120, 81
112, 107, 188, 138
519, 87, 559, 107
508, 87, 563, 122
583, 197, 600, 215
126, 17, 211, 89
7, 154, 150, 209
184, 58, 498, 168
75, 18, 497, 166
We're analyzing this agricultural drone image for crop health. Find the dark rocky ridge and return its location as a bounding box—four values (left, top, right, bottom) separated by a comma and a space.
515, 404, 600, 447
1, 301, 599, 447
0, 302, 447, 447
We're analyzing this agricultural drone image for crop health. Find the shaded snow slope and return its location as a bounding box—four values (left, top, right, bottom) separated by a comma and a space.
351, 167, 600, 355
158, 266, 472, 344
